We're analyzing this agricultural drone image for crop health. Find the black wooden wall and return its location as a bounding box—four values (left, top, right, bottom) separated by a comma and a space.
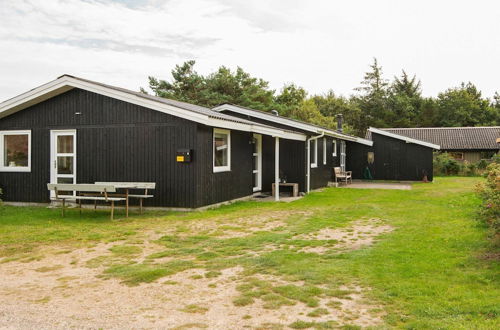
0, 88, 200, 207
346, 133, 434, 181
194, 125, 254, 207
310, 137, 340, 189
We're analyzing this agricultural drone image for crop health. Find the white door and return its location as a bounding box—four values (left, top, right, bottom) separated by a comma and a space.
252, 134, 262, 192
50, 130, 76, 197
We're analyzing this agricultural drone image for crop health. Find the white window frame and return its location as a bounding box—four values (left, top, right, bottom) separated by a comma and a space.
323, 137, 327, 165
213, 128, 231, 173
0, 130, 31, 172
332, 140, 337, 157
311, 139, 318, 168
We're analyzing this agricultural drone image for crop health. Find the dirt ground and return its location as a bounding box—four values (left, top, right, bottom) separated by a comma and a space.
0, 216, 390, 329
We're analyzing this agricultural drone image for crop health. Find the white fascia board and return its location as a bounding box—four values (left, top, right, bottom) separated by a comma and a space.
0, 77, 306, 141
213, 104, 324, 134
214, 104, 371, 145
369, 127, 440, 149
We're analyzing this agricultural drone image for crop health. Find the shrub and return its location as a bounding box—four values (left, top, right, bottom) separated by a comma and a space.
477, 159, 489, 170
475, 163, 500, 243
464, 161, 477, 176
433, 152, 463, 175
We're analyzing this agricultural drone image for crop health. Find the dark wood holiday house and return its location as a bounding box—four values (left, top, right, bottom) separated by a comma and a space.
0, 75, 376, 209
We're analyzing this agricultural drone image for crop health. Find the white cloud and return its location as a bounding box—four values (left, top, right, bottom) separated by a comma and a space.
0, 0, 499, 102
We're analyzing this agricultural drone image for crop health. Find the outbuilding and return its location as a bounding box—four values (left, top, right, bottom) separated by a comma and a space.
348, 127, 440, 181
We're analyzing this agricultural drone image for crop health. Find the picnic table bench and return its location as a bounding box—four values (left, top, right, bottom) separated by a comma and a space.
95, 182, 155, 216
47, 182, 156, 219
47, 183, 126, 220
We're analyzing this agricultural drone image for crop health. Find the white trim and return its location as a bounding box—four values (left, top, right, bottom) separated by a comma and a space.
50, 130, 77, 197
306, 132, 325, 192
0, 76, 306, 142
340, 140, 346, 172
311, 139, 318, 168
213, 128, 231, 173
213, 104, 373, 146
332, 140, 337, 157
368, 127, 441, 149
0, 130, 31, 172
252, 134, 262, 192
275, 137, 280, 201
323, 137, 327, 165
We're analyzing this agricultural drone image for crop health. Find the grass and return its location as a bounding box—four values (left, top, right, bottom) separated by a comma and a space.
0, 177, 498, 328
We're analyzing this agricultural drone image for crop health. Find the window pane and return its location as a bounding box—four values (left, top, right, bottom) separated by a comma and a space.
57, 156, 74, 174
57, 135, 74, 153
4, 134, 28, 167
214, 133, 228, 167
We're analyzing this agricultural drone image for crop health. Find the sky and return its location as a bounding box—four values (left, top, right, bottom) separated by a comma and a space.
0, 0, 499, 102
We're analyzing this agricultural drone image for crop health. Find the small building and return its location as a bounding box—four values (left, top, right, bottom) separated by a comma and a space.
350, 127, 441, 181
377, 127, 500, 162
0, 75, 372, 209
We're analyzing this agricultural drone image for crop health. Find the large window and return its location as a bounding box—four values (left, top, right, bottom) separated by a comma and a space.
311, 139, 318, 168
0, 130, 31, 172
213, 128, 231, 172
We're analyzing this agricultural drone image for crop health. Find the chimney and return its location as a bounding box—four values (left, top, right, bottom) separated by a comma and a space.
271, 110, 279, 116
336, 114, 343, 132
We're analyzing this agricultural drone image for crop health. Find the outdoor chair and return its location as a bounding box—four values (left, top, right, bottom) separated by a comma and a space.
334, 167, 352, 185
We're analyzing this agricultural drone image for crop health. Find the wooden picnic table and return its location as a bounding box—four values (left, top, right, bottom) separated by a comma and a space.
95, 182, 155, 217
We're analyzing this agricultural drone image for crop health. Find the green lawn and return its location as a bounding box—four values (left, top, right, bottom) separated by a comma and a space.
0, 177, 498, 329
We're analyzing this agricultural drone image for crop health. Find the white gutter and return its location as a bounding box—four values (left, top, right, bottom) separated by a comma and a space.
306, 131, 325, 193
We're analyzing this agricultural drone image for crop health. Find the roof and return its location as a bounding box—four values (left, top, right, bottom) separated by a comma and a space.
368, 126, 500, 150
213, 104, 373, 146
0, 75, 306, 141
367, 127, 440, 149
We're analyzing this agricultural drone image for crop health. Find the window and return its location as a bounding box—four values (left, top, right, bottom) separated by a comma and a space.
332, 140, 337, 157
213, 128, 231, 172
449, 152, 464, 161
0, 130, 31, 172
323, 138, 327, 165
311, 139, 318, 168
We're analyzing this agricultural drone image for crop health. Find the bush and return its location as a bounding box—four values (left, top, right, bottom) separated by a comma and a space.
477, 159, 489, 170
475, 163, 500, 242
433, 152, 463, 175
464, 161, 477, 176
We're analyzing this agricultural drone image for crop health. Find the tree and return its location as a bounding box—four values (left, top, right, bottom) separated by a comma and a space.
352, 58, 390, 129
311, 91, 363, 135
435, 82, 496, 126
142, 60, 276, 110
386, 71, 423, 127
274, 83, 307, 116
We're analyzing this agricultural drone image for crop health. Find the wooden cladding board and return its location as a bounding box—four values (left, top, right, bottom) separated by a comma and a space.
346, 133, 434, 181
0, 88, 199, 207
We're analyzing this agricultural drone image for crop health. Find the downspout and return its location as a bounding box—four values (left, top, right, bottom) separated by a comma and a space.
306, 131, 325, 193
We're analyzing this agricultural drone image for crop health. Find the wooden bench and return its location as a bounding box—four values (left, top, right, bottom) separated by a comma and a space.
47, 184, 126, 220
334, 167, 352, 185
272, 183, 299, 197
95, 182, 156, 215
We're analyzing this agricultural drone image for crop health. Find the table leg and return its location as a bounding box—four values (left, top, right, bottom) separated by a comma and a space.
111, 200, 115, 220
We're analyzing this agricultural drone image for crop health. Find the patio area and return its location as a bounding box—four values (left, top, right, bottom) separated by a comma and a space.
338, 181, 412, 190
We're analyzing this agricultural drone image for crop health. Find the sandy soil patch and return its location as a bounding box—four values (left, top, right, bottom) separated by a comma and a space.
183, 210, 313, 239
297, 218, 394, 254
0, 252, 383, 329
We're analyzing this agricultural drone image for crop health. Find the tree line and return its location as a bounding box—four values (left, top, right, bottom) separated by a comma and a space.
142, 59, 500, 136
